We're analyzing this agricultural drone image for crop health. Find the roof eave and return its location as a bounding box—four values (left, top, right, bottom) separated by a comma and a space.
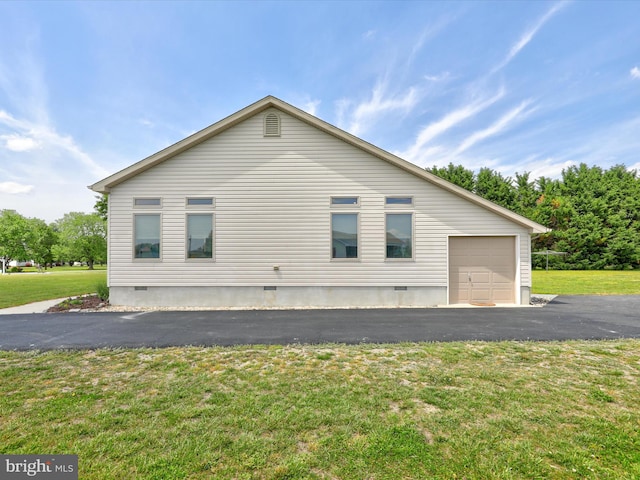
89, 96, 280, 193
275, 100, 548, 233
88, 95, 549, 233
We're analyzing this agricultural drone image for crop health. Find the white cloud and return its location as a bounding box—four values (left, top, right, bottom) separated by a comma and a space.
491, 2, 567, 74
0, 110, 109, 179
0, 34, 111, 221
404, 145, 447, 167
490, 115, 640, 180
334, 98, 351, 131
0, 181, 34, 194
302, 99, 321, 116
526, 158, 576, 180
363, 29, 376, 40
1, 134, 40, 152
0, 33, 50, 127
338, 14, 455, 140
343, 81, 419, 136
399, 87, 506, 164
562, 115, 640, 167
454, 99, 534, 154
424, 72, 451, 82
631, 66, 640, 79
406, 15, 456, 67
0, 110, 26, 129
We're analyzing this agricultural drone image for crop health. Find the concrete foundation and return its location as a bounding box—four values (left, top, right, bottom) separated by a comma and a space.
109, 285, 449, 309
520, 286, 531, 305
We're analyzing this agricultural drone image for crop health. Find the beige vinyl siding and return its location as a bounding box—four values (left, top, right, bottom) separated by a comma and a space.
107, 108, 532, 289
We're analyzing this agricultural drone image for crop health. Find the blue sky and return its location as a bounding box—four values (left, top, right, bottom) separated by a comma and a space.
1, 1, 639, 223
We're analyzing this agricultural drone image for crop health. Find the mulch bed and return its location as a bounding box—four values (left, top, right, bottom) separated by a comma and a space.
47, 295, 108, 313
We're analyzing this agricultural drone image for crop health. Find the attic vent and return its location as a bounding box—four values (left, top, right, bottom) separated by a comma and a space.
264, 113, 281, 137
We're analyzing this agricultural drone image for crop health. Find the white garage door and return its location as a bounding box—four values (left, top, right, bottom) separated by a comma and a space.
449, 236, 516, 305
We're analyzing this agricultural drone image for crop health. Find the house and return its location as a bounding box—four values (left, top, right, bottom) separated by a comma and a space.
89, 96, 547, 308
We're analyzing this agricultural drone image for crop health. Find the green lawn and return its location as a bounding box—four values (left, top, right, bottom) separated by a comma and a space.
532, 270, 640, 295
2, 270, 639, 477
0, 267, 106, 309
1, 340, 639, 479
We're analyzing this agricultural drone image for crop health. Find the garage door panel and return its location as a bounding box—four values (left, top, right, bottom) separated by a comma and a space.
491, 255, 513, 266
471, 272, 490, 283
469, 256, 487, 266
450, 269, 466, 282
471, 289, 491, 301
492, 270, 513, 283
449, 236, 516, 304
492, 289, 514, 302
455, 290, 471, 302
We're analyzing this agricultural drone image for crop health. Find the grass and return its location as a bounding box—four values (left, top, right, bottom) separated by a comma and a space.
1, 340, 639, 478
1, 270, 639, 477
0, 267, 106, 309
532, 270, 640, 295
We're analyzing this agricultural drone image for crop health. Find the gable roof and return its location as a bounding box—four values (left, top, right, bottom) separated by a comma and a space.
89, 95, 548, 233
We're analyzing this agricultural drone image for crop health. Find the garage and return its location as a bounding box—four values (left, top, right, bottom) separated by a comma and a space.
449, 236, 516, 305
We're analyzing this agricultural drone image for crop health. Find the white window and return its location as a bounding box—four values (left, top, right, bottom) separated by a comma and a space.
331, 196, 359, 206
134, 214, 161, 259
332, 213, 359, 259
134, 198, 161, 207
187, 214, 214, 259
385, 196, 413, 206
186, 197, 214, 207
386, 213, 413, 259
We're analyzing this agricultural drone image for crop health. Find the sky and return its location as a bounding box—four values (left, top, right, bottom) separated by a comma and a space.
1, 1, 639, 223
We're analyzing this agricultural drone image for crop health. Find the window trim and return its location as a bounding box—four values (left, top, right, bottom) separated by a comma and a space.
133, 197, 162, 208
186, 197, 215, 208
330, 196, 360, 207
385, 212, 415, 261
330, 212, 360, 261
385, 196, 414, 207
185, 213, 215, 261
133, 213, 162, 261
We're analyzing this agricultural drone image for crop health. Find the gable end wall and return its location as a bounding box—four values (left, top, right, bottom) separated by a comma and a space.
107, 108, 533, 307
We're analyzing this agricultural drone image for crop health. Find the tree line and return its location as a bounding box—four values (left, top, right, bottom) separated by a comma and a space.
0, 197, 107, 273
427, 163, 640, 270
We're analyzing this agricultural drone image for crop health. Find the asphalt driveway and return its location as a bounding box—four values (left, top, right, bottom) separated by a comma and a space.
1, 295, 640, 350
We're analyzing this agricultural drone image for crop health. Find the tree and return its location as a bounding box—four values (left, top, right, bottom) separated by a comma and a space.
513, 172, 539, 218
0, 210, 57, 272
94, 194, 108, 222
0, 210, 30, 273
427, 162, 640, 270
55, 212, 107, 269
555, 164, 640, 269
26, 218, 57, 268
426, 163, 476, 191
474, 168, 516, 209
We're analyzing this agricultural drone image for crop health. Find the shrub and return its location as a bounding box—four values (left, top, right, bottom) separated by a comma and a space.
62, 298, 83, 308
96, 281, 109, 302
